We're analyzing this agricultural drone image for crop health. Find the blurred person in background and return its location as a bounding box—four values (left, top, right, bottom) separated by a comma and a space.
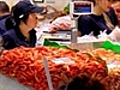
107, 0, 120, 41
0, 1, 10, 20
58, 75, 108, 90
78, 0, 118, 36
0, 1, 10, 35
112, 0, 120, 27
2, 0, 44, 50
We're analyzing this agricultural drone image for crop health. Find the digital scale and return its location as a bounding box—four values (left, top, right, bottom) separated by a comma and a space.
70, 1, 93, 15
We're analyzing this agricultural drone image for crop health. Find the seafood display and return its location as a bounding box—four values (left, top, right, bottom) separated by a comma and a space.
0, 46, 119, 90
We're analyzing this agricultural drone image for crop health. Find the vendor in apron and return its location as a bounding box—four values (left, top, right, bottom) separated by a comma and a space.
78, 0, 118, 36
2, 0, 44, 50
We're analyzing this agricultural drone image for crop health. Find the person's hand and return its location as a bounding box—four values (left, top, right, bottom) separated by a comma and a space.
97, 30, 108, 40
48, 24, 60, 33
57, 22, 71, 30
107, 26, 120, 42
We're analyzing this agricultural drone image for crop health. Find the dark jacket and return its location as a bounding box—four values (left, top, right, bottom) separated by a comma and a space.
78, 7, 118, 36
0, 14, 10, 20
2, 26, 36, 50
0, 14, 11, 36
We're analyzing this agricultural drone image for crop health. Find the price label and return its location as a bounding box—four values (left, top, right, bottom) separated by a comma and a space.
52, 57, 75, 65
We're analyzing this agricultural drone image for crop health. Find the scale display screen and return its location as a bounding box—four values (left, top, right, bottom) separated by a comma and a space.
70, 1, 93, 15
74, 3, 91, 13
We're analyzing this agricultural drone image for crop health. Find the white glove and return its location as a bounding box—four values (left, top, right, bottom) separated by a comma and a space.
97, 30, 108, 40
108, 26, 120, 42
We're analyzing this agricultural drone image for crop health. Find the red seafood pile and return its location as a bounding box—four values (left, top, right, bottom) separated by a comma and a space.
0, 46, 107, 90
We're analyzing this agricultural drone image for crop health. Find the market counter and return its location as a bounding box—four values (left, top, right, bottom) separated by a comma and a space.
0, 73, 33, 90
35, 23, 105, 50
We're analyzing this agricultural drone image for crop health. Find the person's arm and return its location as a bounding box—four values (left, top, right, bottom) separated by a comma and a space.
49, 16, 71, 32
0, 28, 5, 36
2, 35, 16, 50
78, 15, 93, 36
108, 7, 118, 26
0, 20, 7, 36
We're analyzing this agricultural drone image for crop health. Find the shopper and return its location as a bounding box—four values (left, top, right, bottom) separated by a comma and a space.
2, 0, 44, 50
78, 0, 118, 36
0, 1, 10, 35
0, 1, 10, 20
112, 0, 120, 27
58, 75, 107, 90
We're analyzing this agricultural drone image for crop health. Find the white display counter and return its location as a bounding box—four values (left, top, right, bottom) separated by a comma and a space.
0, 73, 33, 90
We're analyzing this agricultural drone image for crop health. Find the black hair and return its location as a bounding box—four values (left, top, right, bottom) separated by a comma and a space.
5, 12, 30, 30
0, 1, 9, 13
58, 75, 106, 90
14, 13, 30, 25
67, 76, 106, 90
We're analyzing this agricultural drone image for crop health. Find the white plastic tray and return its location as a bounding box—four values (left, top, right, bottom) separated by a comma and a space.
0, 73, 33, 90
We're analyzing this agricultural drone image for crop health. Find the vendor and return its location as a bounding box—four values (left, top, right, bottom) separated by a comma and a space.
112, 0, 120, 27
78, 0, 118, 36
58, 75, 107, 90
2, 0, 44, 50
